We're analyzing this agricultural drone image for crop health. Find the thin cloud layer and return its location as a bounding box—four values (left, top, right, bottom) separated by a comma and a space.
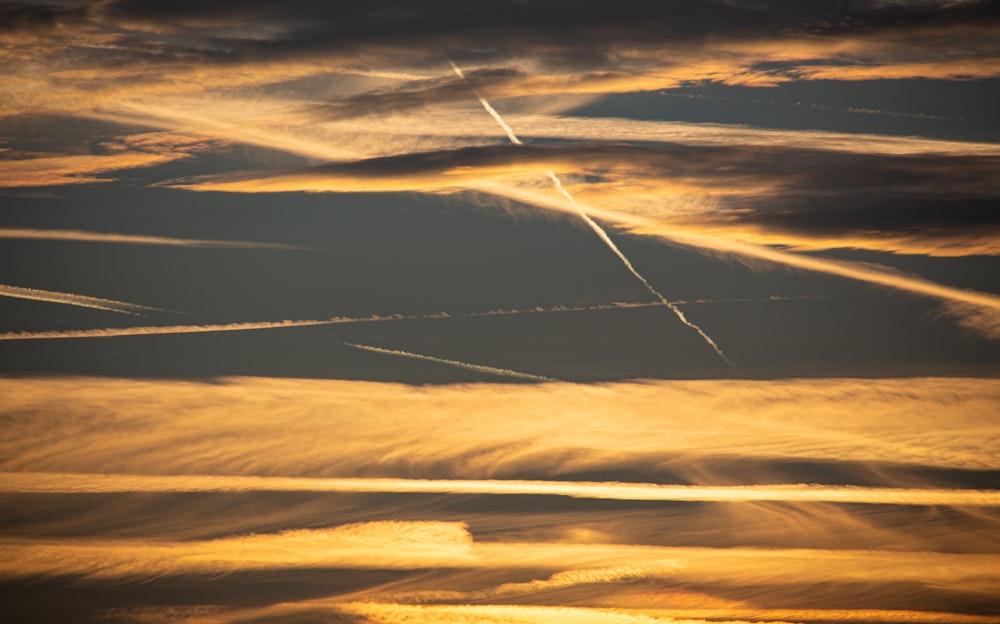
2, 376, 996, 478
5, 1, 1000, 113
177, 142, 1000, 258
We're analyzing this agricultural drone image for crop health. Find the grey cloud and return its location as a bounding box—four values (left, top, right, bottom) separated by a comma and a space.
308, 68, 526, 119
238, 140, 1000, 195
0, 2, 85, 31
12, 1, 988, 71
192, 141, 1000, 246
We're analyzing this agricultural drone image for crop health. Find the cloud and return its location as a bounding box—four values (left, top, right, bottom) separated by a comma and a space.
3, 526, 996, 605
3, 1, 999, 120
5, 472, 997, 506
0, 150, 184, 187
174, 141, 1000, 258
0, 521, 475, 579
0, 131, 225, 187
112, 599, 1000, 624
2, 372, 994, 619
1, 376, 996, 479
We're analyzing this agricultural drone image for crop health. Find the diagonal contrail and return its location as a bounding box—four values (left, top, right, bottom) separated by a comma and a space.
343, 341, 558, 382
0, 283, 164, 315
448, 60, 733, 367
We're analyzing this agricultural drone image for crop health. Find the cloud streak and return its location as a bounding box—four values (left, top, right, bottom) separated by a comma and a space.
1, 376, 996, 478
4, 472, 996, 506
3, 522, 996, 594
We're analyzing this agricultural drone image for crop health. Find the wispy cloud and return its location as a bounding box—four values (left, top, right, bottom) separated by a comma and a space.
0, 131, 225, 187
3, 523, 996, 594
4, 1, 1000, 118
2, 376, 995, 478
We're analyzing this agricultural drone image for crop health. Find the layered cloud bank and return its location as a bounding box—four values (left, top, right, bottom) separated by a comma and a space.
0, 376, 997, 622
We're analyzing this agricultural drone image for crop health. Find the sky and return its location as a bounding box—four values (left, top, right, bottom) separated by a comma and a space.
0, 1, 998, 622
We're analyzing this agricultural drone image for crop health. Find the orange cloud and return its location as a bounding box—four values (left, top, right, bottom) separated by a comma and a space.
1, 376, 996, 479
4, 472, 996, 506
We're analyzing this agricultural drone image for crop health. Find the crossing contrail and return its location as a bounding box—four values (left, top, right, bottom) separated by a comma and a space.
0, 284, 164, 315
448, 60, 733, 367
343, 341, 558, 382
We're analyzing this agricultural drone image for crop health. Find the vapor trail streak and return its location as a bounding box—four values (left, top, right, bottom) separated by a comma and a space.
545, 170, 734, 366
0, 284, 163, 315
0, 296, 816, 341
0, 318, 352, 341
3, 472, 997, 505
448, 61, 733, 367
0, 227, 302, 249
343, 342, 558, 382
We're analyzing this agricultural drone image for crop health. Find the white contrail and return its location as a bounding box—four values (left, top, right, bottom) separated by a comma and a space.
343, 341, 558, 382
3, 472, 997, 506
448, 60, 733, 367
0, 284, 164, 315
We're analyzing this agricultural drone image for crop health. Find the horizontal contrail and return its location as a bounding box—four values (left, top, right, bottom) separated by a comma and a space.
343, 342, 559, 382
0, 284, 164, 315
0, 296, 826, 341
4, 472, 996, 505
0, 227, 303, 249
449, 60, 733, 367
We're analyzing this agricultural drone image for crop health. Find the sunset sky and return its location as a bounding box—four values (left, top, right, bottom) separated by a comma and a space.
1, 1, 998, 622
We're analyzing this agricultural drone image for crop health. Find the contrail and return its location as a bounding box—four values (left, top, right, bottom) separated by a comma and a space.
3, 472, 997, 506
448, 60, 733, 367
0, 284, 164, 315
0, 296, 823, 342
343, 341, 558, 382
0, 227, 303, 249
0, 318, 347, 341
